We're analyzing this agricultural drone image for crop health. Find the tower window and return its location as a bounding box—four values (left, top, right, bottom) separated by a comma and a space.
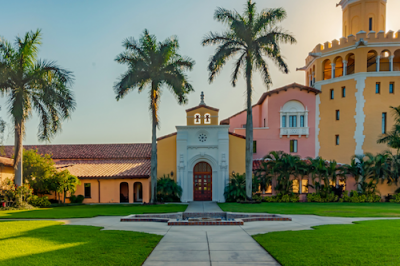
336, 110, 340, 121
282, 116, 287, 127
300, 115, 305, 127
253, 141, 257, 154
369, 18, 373, 31
194, 113, 201, 124
376, 83, 381, 94
263, 118, 266, 127
335, 135, 340, 145
330, 89, 334, 99
382, 112, 387, 134
390, 83, 395, 94
342, 87, 346, 97
290, 140, 298, 153
204, 113, 211, 124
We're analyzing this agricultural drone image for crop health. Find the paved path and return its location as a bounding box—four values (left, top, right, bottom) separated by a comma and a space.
143, 201, 279, 266
36, 202, 400, 266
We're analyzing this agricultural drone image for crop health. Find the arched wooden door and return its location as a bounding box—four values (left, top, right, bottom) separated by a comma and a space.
193, 162, 212, 201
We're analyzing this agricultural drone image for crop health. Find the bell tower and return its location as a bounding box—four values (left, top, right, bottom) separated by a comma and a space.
338, 0, 387, 36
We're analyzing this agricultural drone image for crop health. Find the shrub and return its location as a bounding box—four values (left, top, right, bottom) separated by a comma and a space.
390, 194, 400, 203
224, 173, 246, 202
29, 195, 51, 208
252, 194, 262, 201
342, 190, 381, 203
261, 194, 299, 203
157, 175, 182, 202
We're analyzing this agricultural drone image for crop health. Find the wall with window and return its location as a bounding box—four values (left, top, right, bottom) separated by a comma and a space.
363, 76, 400, 154
231, 86, 317, 159
319, 79, 357, 163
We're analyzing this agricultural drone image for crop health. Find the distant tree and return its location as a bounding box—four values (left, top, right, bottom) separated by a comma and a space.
53, 170, 80, 203
23, 149, 56, 194
202, 1, 296, 200
377, 106, 400, 155
0, 29, 76, 187
114, 29, 194, 203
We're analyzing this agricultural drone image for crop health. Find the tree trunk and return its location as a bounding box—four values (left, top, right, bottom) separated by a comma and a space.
13, 121, 24, 187
64, 189, 66, 204
245, 54, 254, 200
150, 83, 158, 203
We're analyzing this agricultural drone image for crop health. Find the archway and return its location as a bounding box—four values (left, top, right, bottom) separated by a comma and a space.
120, 182, 129, 203
379, 50, 391, 71
394, 50, 400, 71
193, 162, 212, 201
346, 53, 355, 75
133, 182, 143, 202
367, 50, 378, 72
334, 56, 343, 78
322, 59, 332, 80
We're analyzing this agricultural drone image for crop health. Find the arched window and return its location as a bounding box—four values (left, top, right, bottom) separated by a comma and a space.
323, 59, 332, 80
393, 50, 400, 71
133, 182, 143, 202
280, 100, 309, 138
367, 50, 378, 72
120, 182, 129, 203
346, 53, 355, 75
204, 113, 211, 124
194, 113, 201, 124
334, 56, 343, 78
312, 65, 316, 85
379, 50, 391, 72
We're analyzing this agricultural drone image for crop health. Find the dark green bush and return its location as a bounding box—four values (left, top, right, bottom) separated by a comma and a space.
157, 175, 182, 202
69, 194, 85, 203
390, 194, 400, 203
224, 173, 246, 202
29, 195, 51, 208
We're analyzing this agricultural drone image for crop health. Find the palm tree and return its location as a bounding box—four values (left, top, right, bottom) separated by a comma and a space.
114, 29, 194, 203
0, 29, 75, 186
202, 1, 296, 199
377, 105, 400, 154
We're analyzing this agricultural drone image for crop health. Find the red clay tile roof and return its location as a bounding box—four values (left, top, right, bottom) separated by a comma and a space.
220, 83, 320, 125
253, 160, 263, 171
4, 144, 151, 160
186, 105, 219, 112
157, 132, 177, 141
229, 132, 246, 139
0, 156, 13, 167
56, 159, 150, 179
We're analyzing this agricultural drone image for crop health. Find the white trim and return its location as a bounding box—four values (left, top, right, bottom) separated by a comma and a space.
315, 92, 321, 157
354, 76, 366, 156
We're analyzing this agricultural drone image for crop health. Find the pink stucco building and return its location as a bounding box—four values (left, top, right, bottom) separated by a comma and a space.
220, 83, 320, 159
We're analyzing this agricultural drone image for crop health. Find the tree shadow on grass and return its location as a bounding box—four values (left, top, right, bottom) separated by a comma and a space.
0, 221, 162, 266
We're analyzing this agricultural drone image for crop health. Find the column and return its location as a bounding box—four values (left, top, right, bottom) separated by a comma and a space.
343, 60, 348, 76
376, 56, 381, 72
390, 55, 394, 71
331, 63, 336, 79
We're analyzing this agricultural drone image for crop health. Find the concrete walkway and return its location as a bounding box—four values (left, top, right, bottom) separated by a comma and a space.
143, 201, 279, 265
44, 202, 400, 266
184, 201, 223, 212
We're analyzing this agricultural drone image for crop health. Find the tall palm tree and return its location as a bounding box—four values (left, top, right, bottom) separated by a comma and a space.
377, 105, 400, 154
0, 29, 75, 186
202, 0, 296, 199
114, 29, 194, 203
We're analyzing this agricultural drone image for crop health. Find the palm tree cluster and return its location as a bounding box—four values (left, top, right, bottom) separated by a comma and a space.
255, 151, 400, 199
115, 0, 295, 202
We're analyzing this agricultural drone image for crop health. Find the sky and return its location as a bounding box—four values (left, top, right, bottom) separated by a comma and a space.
1, 0, 400, 146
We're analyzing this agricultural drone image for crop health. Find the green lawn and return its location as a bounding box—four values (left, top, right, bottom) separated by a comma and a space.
218, 202, 400, 217
254, 220, 400, 266
0, 220, 161, 266
0, 204, 187, 219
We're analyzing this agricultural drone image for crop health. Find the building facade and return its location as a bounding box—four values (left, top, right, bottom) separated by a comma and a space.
221, 83, 319, 159
157, 93, 246, 202
300, 0, 400, 163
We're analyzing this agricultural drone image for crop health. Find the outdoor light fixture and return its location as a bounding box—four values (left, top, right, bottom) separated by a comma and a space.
232, 171, 235, 175
170, 171, 174, 177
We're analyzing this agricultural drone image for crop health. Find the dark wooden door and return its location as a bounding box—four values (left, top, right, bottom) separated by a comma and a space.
193, 162, 212, 201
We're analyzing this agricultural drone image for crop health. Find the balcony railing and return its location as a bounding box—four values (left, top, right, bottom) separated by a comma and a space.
280, 127, 309, 138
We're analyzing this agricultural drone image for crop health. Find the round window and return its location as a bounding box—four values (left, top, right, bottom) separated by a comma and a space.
198, 133, 207, 142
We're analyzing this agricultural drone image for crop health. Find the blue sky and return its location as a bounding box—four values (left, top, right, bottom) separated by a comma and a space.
1, 0, 400, 145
